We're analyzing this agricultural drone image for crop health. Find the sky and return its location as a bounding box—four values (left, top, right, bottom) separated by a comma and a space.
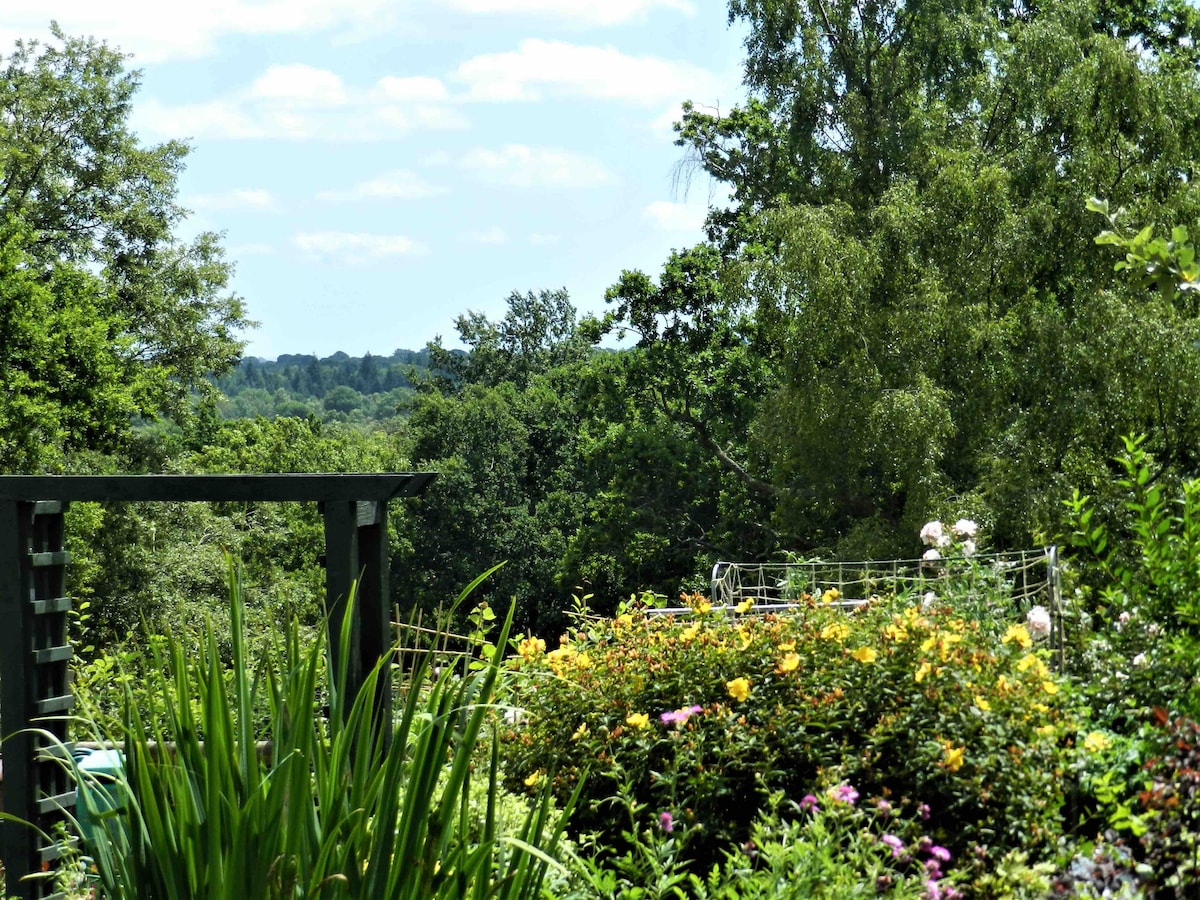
1, 1, 749, 360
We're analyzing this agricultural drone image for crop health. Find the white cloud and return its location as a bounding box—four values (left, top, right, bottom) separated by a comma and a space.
318, 170, 445, 202
444, 0, 694, 26
0, 0, 396, 63
643, 199, 709, 232
376, 76, 448, 103
133, 70, 467, 141
250, 65, 348, 107
463, 227, 507, 245
462, 145, 614, 188
189, 188, 276, 211
293, 231, 428, 263
455, 39, 717, 106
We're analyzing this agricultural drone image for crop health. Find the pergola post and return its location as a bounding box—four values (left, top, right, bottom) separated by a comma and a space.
321, 499, 392, 732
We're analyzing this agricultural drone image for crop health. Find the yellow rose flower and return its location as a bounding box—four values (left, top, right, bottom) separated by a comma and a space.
915, 661, 933, 683
850, 646, 877, 663
1082, 731, 1112, 754
820, 622, 850, 642
735, 598, 754, 614
681, 624, 700, 641
777, 652, 801, 673
1003, 624, 1032, 649
973, 694, 991, 712
1041, 679, 1058, 696
821, 588, 841, 603
779, 641, 796, 652
726, 677, 752, 702
941, 742, 965, 772
518, 636, 546, 661
626, 712, 650, 729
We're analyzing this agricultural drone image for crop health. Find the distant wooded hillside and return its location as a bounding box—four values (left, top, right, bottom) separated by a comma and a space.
213, 348, 439, 424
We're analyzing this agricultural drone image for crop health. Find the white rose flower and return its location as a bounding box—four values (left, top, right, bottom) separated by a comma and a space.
922, 548, 942, 562
1116, 611, 1131, 632
920, 520, 944, 547
961, 540, 977, 557
922, 591, 938, 610
952, 518, 979, 538
1132, 652, 1148, 668
1026, 605, 1052, 639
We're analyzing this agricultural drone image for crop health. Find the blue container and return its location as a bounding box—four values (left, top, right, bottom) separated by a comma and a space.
74, 748, 126, 850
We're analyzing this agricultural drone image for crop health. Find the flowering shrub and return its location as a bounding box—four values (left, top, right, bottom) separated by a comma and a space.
693, 789, 960, 898
920, 518, 979, 561
499, 592, 1074, 872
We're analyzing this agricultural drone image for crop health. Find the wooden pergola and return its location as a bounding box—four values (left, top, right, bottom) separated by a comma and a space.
0, 473, 436, 900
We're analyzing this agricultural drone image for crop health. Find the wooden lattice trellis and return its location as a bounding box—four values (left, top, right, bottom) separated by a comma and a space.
0, 474, 435, 900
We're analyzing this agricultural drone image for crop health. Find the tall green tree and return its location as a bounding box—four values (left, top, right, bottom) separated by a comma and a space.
611, 0, 1200, 556
0, 26, 249, 469
426, 288, 590, 391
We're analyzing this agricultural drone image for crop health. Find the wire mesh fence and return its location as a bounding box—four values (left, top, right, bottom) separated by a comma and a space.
646, 547, 1064, 664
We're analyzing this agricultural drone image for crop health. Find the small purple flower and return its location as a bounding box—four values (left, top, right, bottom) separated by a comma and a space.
924, 879, 943, 900
918, 803, 931, 820
800, 794, 820, 812
660, 704, 703, 725
925, 858, 942, 877
882, 834, 904, 858
918, 835, 933, 852
658, 811, 674, 833
875, 798, 892, 818
930, 845, 951, 862
833, 783, 859, 805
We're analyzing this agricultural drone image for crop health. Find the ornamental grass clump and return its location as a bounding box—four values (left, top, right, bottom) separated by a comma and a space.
500, 590, 1073, 873
35, 561, 570, 899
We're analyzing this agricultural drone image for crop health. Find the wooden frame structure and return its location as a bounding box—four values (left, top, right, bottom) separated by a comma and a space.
0, 473, 436, 899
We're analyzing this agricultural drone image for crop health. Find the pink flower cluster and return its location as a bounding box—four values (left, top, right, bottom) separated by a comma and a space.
660, 704, 703, 725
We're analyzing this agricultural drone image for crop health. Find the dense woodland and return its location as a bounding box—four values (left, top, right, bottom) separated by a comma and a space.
6, 0, 1200, 650
212, 349, 433, 423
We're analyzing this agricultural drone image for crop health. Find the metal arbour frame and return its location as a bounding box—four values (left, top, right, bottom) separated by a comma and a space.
699, 548, 1064, 660
0, 473, 436, 900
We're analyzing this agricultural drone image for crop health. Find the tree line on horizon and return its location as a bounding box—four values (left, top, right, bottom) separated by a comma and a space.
212, 348, 435, 423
